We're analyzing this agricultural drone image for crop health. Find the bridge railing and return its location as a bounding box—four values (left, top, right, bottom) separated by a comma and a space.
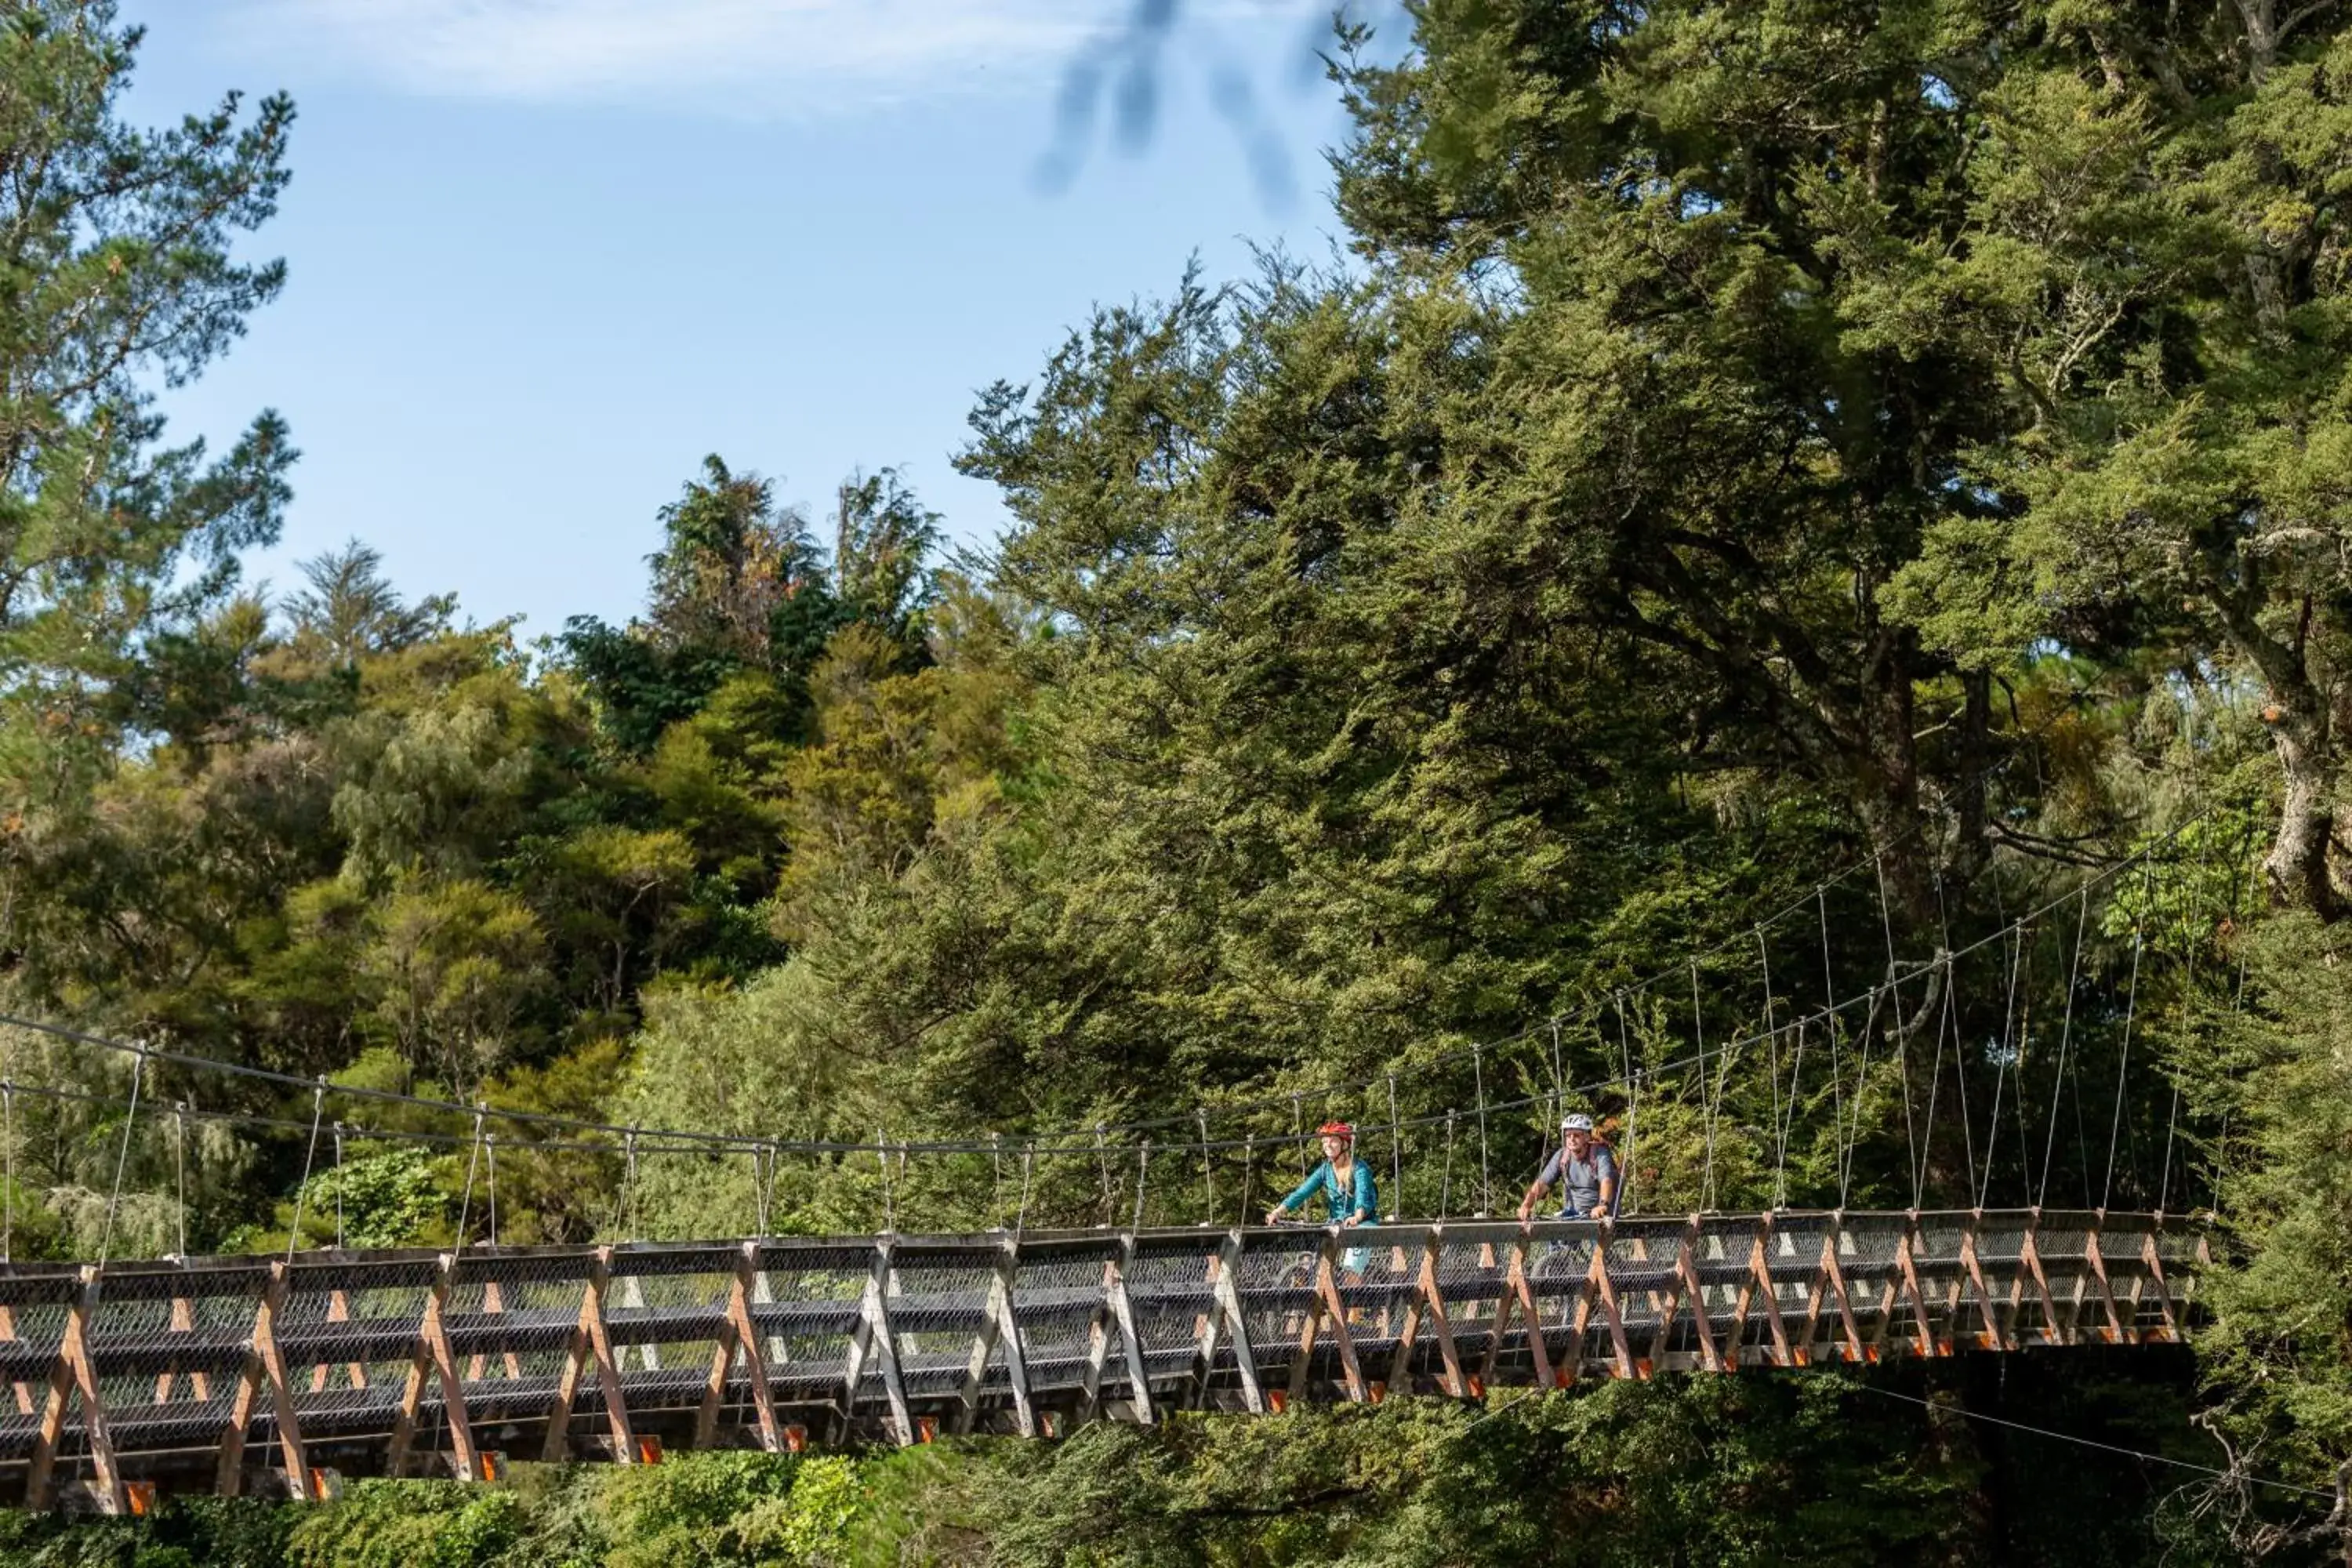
0, 1208, 2203, 1512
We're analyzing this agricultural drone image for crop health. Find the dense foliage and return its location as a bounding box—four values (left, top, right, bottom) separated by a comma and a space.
9, 0, 2352, 1559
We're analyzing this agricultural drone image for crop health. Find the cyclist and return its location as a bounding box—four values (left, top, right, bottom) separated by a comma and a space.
1519, 1113, 1619, 1221
1268, 1121, 1379, 1227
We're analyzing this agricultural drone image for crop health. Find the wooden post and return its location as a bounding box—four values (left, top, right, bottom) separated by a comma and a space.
848, 1243, 913, 1445
544, 1251, 635, 1464
956, 1242, 1032, 1437
389, 1255, 480, 1482
31, 1269, 118, 1513
1411, 1234, 1465, 1397
1105, 1236, 1157, 1423
693, 1300, 742, 1450
1312, 1236, 1368, 1403
1503, 1231, 1555, 1388
1958, 1217, 2009, 1352
1209, 1232, 1264, 1414
253, 1263, 312, 1497
2083, 1216, 2126, 1345
0, 1303, 33, 1416
725, 1245, 784, 1449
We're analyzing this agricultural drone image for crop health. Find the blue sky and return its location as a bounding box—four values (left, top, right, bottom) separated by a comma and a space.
118, 1, 1368, 638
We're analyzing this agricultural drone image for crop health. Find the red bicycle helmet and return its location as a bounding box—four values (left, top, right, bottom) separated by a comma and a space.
1316, 1120, 1356, 1142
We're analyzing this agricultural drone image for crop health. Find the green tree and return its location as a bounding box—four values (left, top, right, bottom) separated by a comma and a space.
0, 1, 295, 910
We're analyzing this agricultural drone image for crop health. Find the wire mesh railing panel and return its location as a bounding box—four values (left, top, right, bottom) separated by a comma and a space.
884, 1252, 1000, 1399
1229, 1229, 1325, 1361
1006, 1242, 1116, 1392
1123, 1236, 1221, 1367
1599, 1220, 1685, 1330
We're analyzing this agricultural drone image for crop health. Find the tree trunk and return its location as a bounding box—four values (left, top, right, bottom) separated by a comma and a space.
2266, 715, 2338, 917
2209, 580, 2339, 917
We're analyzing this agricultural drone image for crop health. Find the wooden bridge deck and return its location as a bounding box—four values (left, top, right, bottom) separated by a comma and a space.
0, 1207, 2201, 1512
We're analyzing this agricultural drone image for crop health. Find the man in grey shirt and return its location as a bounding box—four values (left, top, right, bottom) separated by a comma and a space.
1518, 1113, 1620, 1220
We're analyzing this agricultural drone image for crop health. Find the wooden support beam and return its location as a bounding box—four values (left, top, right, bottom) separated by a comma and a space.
30, 1270, 118, 1513
1502, 1232, 1555, 1389
158, 1295, 207, 1403
2017, 1214, 2065, 1346
544, 1253, 607, 1462
2139, 1230, 2180, 1343
1076, 1255, 1115, 1424
1808, 1221, 1866, 1363
1552, 1235, 1603, 1385
2083, 1218, 2126, 1345
693, 1301, 741, 1450
1208, 1232, 1264, 1414
1894, 1223, 1940, 1359
1729, 1216, 1791, 1368
1412, 1234, 1465, 1398
1185, 1247, 1222, 1412
0, 1304, 33, 1417
253, 1263, 312, 1498
1105, 1237, 1156, 1424
1676, 1218, 1725, 1373
1309, 1237, 1368, 1403
389, 1255, 480, 1482
1584, 1226, 1638, 1380
726, 1245, 784, 1449
848, 1243, 913, 1445
956, 1242, 1031, 1437
1958, 1218, 2009, 1352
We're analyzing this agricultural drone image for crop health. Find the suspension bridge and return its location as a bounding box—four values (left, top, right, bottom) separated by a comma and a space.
0, 1206, 2198, 1512
0, 807, 2237, 1512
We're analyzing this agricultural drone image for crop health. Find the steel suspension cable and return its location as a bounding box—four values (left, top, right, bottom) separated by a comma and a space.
1440, 1111, 1457, 1218
2103, 865, 2154, 1210
174, 1102, 189, 1258
2041, 886, 2089, 1208
1014, 1142, 1036, 1236
1472, 1045, 1491, 1216
1875, 855, 1919, 1192
281, 1077, 328, 1265
1757, 929, 1784, 1207
453, 1104, 486, 1253
1693, 960, 1717, 1209
1385, 1076, 1402, 1221
99, 1048, 147, 1268
1819, 889, 1848, 1199
1977, 924, 2024, 1211
1197, 1110, 1215, 1223
1616, 994, 1639, 1214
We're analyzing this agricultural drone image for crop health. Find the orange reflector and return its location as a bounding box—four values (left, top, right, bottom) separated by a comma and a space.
1466, 1375, 1486, 1399
1266, 1389, 1288, 1414
916, 1416, 938, 1444
783, 1425, 808, 1454
634, 1435, 665, 1465
125, 1480, 157, 1516
1367, 1380, 1385, 1404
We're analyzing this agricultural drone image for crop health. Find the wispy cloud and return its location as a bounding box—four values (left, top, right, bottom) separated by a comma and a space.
216, 0, 1122, 113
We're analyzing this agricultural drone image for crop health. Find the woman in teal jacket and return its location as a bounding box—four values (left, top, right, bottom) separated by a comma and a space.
1268, 1122, 1378, 1226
